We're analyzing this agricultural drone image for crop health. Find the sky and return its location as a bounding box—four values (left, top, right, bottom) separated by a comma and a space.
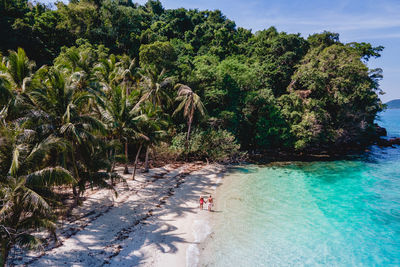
42, 0, 400, 102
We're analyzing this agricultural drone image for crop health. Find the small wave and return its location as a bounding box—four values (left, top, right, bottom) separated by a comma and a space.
186, 219, 212, 267
212, 175, 222, 191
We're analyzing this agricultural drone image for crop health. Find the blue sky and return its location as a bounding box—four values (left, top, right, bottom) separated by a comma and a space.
41, 0, 400, 102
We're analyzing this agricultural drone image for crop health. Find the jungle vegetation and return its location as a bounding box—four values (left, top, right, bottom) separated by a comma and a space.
0, 0, 385, 265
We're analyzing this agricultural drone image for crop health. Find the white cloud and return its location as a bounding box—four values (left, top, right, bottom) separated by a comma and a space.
242, 13, 400, 34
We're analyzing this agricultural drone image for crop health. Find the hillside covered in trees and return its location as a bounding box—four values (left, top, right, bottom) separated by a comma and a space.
1, 0, 386, 153
386, 99, 400, 109
0, 0, 387, 263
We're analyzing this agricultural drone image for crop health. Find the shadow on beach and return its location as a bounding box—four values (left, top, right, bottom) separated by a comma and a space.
16, 163, 227, 267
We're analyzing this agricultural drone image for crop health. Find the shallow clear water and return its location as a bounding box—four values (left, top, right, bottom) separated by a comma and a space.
200, 110, 400, 266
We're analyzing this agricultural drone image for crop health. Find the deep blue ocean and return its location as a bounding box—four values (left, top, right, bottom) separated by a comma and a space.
200, 109, 400, 266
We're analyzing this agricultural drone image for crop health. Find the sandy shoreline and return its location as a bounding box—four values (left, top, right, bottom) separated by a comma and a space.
11, 162, 225, 267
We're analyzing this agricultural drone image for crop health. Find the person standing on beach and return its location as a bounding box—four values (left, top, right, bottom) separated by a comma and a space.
199, 196, 205, 210
208, 195, 213, 211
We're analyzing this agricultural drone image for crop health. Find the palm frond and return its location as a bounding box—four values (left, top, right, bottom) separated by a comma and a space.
26, 167, 75, 188
21, 186, 51, 213
18, 217, 56, 233
9, 144, 23, 176
25, 136, 68, 168
172, 100, 186, 117
15, 233, 42, 250
0, 77, 12, 105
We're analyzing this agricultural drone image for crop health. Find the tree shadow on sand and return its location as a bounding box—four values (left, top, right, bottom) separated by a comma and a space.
20, 165, 229, 266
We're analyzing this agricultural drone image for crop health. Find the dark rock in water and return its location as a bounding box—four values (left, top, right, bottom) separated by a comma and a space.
375, 124, 387, 136
376, 137, 400, 147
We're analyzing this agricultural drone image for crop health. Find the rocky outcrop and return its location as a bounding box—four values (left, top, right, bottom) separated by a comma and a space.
375, 124, 387, 137
376, 137, 400, 147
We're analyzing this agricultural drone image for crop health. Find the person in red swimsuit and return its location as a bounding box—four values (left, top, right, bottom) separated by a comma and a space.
199, 196, 205, 210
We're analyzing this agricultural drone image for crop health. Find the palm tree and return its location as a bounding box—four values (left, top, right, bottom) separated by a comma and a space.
128, 102, 168, 178
0, 76, 12, 107
97, 84, 140, 174
29, 68, 105, 202
137, 103, 168, 173
93, 54, 121, 97
131, 132, 148, 180
117, 55, 140, 96
54, 45, 98, 94
0, 53, 12, 106
173, 84, 206, 142
134, 67, 172, 110
0, 48, 35, 94
94, 55, 119, 86
0, 126, 75, 267
0, 48, 36, 123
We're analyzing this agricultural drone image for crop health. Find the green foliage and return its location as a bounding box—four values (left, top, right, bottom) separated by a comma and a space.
0, 126, 74, 266
346, 42, 384, 62
281, 44, 383, 151
249, 27, 309, 96
139, 41, 176, 72
307, 31, 340, 48
242, 88, 291, 149
171, 128, 241, 162
0, 1, 387, 262
0, 0, 385, 155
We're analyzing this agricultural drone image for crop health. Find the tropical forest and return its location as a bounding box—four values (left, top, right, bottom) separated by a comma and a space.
0, 0, 386, 265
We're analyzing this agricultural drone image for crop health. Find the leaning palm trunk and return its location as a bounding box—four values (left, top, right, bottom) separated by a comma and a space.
1, 240, 10, 267
132, 143, 143, 180
186, 117, 193, 143
70, 146, 81, 205
111, 147, 116, 172
123, 140, 130, 174
144, 146, 150, 172
185, 108, 194, 151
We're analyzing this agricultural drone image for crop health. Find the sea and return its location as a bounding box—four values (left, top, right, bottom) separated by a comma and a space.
198, 109, 400, 266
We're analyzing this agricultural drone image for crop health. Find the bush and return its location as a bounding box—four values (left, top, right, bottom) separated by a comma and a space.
171, 128, 242, 162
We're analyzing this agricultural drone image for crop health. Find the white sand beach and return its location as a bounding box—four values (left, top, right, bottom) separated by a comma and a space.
11, 163, 224, 267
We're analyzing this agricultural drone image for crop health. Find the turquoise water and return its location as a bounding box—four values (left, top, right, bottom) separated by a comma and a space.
200, 110, 400, 266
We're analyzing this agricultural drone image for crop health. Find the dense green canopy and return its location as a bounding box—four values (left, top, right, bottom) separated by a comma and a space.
0, 0, 387, 264
0, 0, 385, 152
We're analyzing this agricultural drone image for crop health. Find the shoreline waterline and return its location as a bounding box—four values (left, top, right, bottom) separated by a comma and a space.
198, 149, 400, 266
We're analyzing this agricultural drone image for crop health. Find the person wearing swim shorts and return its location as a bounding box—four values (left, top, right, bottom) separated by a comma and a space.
208, 195, 213, 211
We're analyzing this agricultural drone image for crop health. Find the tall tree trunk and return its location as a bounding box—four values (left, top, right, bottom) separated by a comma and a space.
123, 140, 130, 174
186, 119, 192, 143
185, 117, 193, 160
132, 143, 142, 180
1, 240, 10, 267
111, 147, 116, 172
70, 145, 81, 205
144, 145, 150, 173
72, 185, 78, 197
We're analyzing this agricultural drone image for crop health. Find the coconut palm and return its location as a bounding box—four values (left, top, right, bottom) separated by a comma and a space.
117, 55, 140, 96
93, 54, 120, 94
0, 126, 75, 267
134, 67, 172, 110
0, 53, 12, 106
54, 44, 99, 94
173, 84, 206, 142
0, 48, 36, 123
137, 103, 168, 173
0, 48, 35, 94
29, 67, 106, 201
0, 77, 12, 107
128, 102, 168, 178
97, 84, 140, 174
130, 131, 149, 180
